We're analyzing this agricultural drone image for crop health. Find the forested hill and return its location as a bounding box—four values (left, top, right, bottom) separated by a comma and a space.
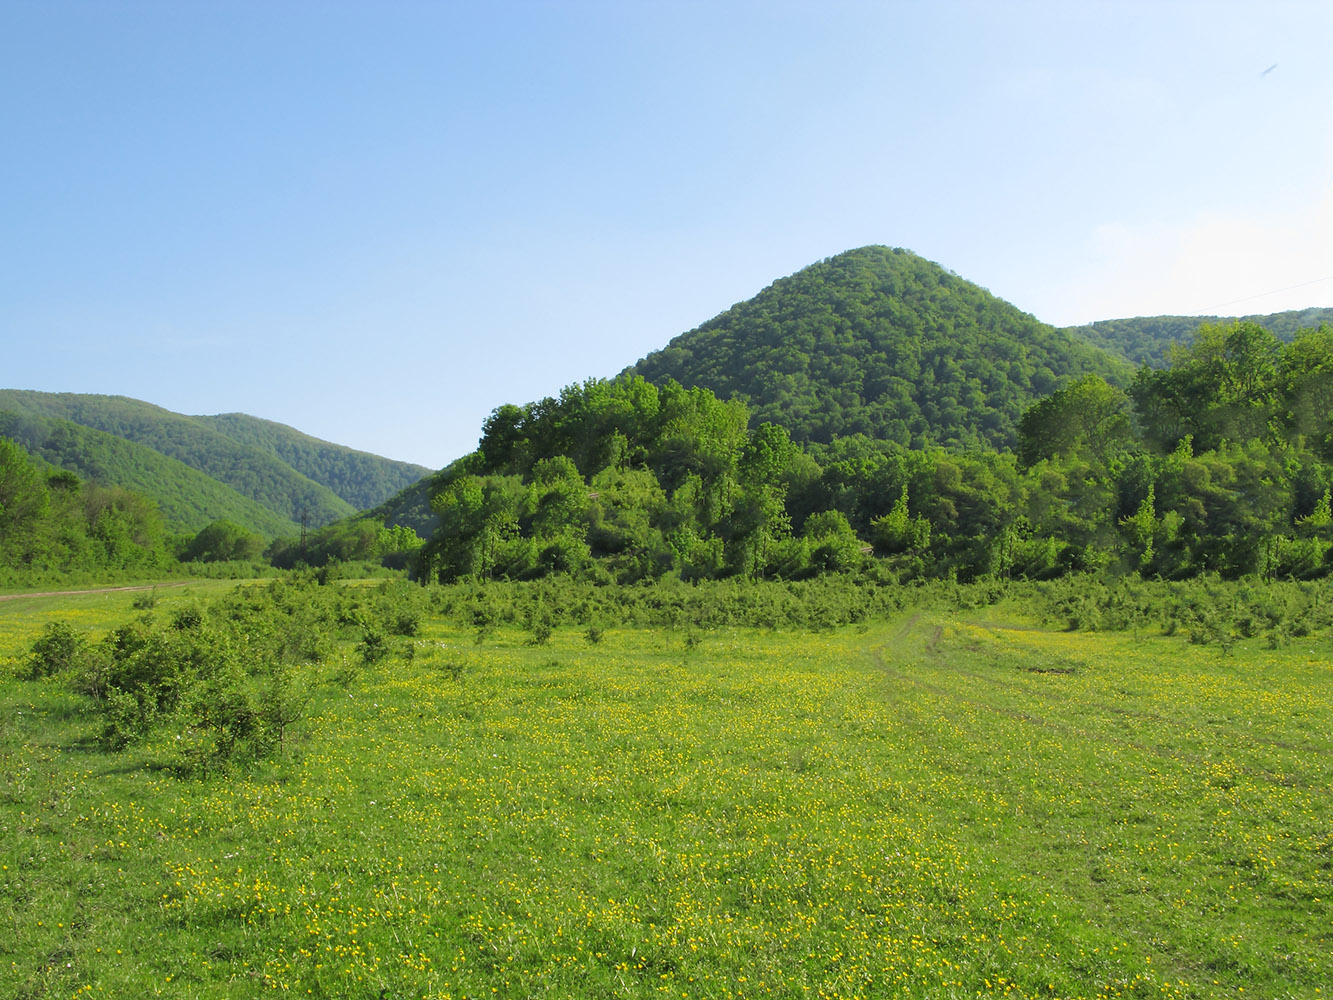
626, 246, 1129, 450
0, 410, 300, 536
1061, 307, 1333, 368
0, 394, 429, 526
195, 413, 430, 511
0, 390, 355, 527
358, 468, 450, 538
0, 389, 434, 544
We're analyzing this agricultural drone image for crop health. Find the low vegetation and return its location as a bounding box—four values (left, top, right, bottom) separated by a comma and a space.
0, 574, 1328, 997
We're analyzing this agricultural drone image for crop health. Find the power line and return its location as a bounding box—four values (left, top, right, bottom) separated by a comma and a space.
1212, 273, 1333, 310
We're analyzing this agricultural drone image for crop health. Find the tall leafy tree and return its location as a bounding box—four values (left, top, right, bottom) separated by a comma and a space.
1018, 375, 1131, 468
1131, 321, 1281, 451
0, 436, 50, 566
424, 474, 523, 582
1277, 326, 1333, 457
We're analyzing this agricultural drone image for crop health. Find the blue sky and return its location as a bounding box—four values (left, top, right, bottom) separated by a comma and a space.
3, 1, 1330, 469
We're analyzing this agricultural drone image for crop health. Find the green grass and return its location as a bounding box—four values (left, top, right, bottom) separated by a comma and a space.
0, 585, 1328, 998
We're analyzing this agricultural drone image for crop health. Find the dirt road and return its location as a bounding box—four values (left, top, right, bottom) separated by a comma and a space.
0, 581, 192, 603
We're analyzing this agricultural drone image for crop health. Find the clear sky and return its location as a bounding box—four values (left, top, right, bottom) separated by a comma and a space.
3, 1, 1330, 469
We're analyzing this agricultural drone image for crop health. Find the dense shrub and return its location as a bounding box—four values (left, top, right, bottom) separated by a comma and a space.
23, 577, 359, 775
22, 621, 87, 680
1036, 573, 1333, 647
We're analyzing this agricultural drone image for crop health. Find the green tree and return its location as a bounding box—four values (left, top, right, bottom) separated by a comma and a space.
651, 381, 749, 492
0, 437, 50, 566
1277, 326, 1333, 457
182, 520, 266, 563
724, 424, 800, 577
870, 486, 930, 555
802, 510, 864, 573
82, 484, 167, 569
586, 466, 670, 581
1017, 375, 1131, 468
1131, 321, 1281, 451
424, 475, 523, 582
524, 456, 589, 540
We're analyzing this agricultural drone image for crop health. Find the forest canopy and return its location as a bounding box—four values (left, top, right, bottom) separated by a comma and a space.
417, 320, 1333, 586
0, 436, 170, 578
627, 246, 1128, 450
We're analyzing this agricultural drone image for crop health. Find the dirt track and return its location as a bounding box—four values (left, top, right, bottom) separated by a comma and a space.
0, 581, 192, 602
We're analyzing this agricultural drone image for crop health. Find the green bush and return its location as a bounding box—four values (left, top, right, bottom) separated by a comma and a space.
358, 626, 391, 666
23, 621, 87, 680
65, 577, 339, 773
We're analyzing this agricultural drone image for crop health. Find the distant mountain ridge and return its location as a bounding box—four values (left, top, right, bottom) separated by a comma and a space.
196, 412, 430, 511
0, 410, 301, 536
0, 390, 429, 537
626, 246, 1130, 450
359, 468, 450, 538
1060, 307, 1333, 368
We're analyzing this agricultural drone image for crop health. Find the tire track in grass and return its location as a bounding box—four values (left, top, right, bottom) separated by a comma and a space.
954, 620, 1324, 759
869, 613, 1316, 789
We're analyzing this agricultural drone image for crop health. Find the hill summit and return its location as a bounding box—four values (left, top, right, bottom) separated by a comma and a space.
627, 246, 1127, 449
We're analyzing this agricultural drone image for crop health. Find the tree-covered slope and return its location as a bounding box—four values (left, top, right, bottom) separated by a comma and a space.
1063, 307, 1333, 368
0, 435, 173, 578
0, 410, 299, 536
0, 391, 354, 527
626, 246, 1129, 449
357, 468, 450, 538
196, 412, 431, 510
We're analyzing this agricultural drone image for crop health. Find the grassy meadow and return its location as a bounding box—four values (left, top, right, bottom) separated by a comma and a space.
0, 581, 1329, 999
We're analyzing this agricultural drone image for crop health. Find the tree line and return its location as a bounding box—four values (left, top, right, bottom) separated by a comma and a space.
0, 436, 170, 579
0, 436, 422, 584
3, 318, 1330, 587
420, 320, 1333, 584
